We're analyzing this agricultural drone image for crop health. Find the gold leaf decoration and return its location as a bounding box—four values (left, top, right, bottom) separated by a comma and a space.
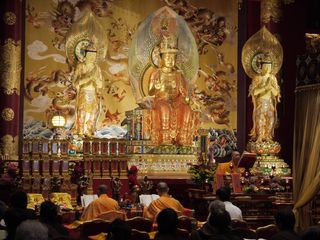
3, 11, 16, 25
0, 39, 21, 95
261, 0, 282, 23
241, 26, 283, 79
1, 108, 14, 121
0, 135, 19, 160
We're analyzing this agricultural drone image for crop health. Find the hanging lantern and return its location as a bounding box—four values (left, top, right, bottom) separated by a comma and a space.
51, 113, 66, 128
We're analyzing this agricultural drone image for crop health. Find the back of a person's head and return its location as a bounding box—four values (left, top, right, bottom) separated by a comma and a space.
274, 208, 295, 231
40, 201, 58, 223
98, 184, 108, 195
10, 191, 28, 209
157, 182, 169, 195
109, 218, 131, 240
300, 226, 320, 240
209, 200, 225, 214
156, 208, 178, 235
209, 209, 231, 232
216, 187, 231, 202
15, 220, 48, 240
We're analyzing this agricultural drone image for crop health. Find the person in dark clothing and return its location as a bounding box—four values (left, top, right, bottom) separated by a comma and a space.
270, 208, 300, 240
108, 218, 132, 240
4, 191, 37, 240
154, 208, 183, 240
190, 209, 241, 240
0, 200, 7, 220
300, 226, 320, 240
40, 201, 68, 239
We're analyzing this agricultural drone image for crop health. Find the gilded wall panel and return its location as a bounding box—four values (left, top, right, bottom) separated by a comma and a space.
24, 0, 238, 139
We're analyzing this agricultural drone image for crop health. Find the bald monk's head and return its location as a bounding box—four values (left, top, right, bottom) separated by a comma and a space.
98, 184, 108, 196
156, 182, 169, 196
232, 151, 241, 166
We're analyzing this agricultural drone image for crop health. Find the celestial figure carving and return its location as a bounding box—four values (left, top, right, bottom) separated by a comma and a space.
249, 55, 280, 142
71, 42, 103, 136
241, 26, 283, 146
65, 10, 107, 137
148, 35, 199, 145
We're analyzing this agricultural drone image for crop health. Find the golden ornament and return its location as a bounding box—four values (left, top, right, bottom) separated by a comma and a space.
3, 11, 16, 25
241, 26, 283, 79
65, 9, 107, 66
1, 108, 14, 121
0, 135, 19, 160
261, 0, 282, 24
0, 39, 21, 95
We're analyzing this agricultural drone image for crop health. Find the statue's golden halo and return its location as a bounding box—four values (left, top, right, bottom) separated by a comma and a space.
241, 26, 283, 79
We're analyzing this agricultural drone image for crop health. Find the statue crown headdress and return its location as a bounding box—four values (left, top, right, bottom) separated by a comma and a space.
159, 35, 178, 53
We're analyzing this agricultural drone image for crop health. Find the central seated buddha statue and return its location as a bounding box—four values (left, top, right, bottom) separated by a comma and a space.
148, 35, 200, 146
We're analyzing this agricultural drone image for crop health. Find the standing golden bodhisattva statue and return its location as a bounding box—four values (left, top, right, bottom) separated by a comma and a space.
249, 56, 280, 142
148, 36, 199, 146
72, 42, 103, 137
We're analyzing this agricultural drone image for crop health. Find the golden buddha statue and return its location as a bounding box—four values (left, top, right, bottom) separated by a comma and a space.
72, 41, 103, 137
148, 35, 199, 146
249, 55, 280, 143
65, 10, 107, 138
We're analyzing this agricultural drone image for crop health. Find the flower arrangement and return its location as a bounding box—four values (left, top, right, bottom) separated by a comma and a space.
51, 176, 62, 192
188, 154, 216, 188
78, 175, 89, 189
241, 175, 286, 193
70, 162, 83, 185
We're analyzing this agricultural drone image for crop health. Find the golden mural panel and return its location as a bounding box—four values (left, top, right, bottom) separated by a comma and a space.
0, 39, 21, 95
3, 11, 16, 25
24, 0, 238, 136
1, 107, 15, 121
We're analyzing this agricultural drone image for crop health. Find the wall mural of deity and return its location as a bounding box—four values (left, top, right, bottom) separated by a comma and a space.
23, 0, 238, 140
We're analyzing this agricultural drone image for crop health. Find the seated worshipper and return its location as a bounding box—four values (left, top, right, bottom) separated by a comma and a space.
300, 226, 320, 240
191, 200, 226, 239
107, 218, 132, 240
40, 201, 68, 239
216, 151, 245, 175
155, 208, 183, 240
4, 191, 37, 240
15, 220, 48, 240
0, 200, 8, 240
207, 200, 225, 220
270, 208, 299, 240
190, 209, 241, 240
81, 184, 120, 221
216, 187, 242, 220
143, 182, 184, 222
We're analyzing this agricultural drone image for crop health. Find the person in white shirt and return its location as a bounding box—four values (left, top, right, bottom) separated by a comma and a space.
216, 187, 243, 220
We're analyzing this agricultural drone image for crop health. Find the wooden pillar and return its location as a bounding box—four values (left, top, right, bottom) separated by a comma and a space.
0, 0, 23, 160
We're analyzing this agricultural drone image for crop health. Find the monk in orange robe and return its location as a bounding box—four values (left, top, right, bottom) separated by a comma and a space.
81, 185, 120, 221
143, 182, 184, 222
216, 151, 245, 175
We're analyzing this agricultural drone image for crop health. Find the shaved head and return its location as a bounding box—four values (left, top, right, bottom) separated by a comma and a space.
157, 182, 169, 195
232, 151, 241, 166
98, 184, 108, 195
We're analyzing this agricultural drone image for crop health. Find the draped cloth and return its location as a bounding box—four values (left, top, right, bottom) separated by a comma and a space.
81, 194, 120, 221
143, 195, 184, 222
293, 84, 320, 231
216, 161, 244, 175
